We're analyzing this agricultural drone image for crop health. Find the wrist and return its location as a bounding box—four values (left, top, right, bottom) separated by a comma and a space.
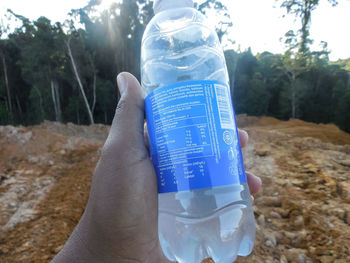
52, 212, 172, 263
51, 223, 98, 263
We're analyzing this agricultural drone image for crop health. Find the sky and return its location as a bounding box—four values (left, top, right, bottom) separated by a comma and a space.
1, 0, 349, 61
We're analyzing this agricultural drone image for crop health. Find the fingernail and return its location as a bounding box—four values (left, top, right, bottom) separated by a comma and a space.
117, 74, 127, 95
241, 129, 248, 141
254, 174, 262, 186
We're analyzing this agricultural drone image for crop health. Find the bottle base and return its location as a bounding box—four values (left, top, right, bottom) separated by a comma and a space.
158, 184, 255, 263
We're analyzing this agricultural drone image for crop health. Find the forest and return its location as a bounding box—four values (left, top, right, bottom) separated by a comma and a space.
0, 0, 349, 132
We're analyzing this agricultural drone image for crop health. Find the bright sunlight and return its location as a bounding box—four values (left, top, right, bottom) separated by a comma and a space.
96, 0, 122, 12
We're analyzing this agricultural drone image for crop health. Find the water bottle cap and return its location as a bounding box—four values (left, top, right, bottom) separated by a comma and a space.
153, 0, 194, 14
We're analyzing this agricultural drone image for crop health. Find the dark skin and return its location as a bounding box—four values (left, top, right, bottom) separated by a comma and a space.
52, 72, 262, 263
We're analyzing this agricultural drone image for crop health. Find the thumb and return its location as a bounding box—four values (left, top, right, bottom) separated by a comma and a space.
101, 72, 147, 163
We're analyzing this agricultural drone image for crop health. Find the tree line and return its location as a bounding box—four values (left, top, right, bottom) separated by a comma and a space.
0, 0, 349, 132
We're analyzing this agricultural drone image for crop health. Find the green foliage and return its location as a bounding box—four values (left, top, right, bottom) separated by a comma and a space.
196, 0, 233, 42
95, 78, 116, 123
27, 86, 45, 124
64, 97, 84, 124
227, 48, 349, 131
335, 90, 350, 132
0, 102, 10, 124
245, 72, 271, 116
278, 0, 338, 66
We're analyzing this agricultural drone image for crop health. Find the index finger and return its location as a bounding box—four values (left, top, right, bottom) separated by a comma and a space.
238, 129, 248, 148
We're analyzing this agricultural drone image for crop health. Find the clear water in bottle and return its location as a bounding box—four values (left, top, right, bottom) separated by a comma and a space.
141, 1, 255, 262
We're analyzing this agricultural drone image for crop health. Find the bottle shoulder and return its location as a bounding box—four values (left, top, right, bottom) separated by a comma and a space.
142, 8, 214, 42
141, 8, 222, 62
141, 8, 228, 93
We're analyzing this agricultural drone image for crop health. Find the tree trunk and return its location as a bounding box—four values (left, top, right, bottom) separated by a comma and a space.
66, 39, 94, 125
92, 71, 97, 115
87, 54, 97, 115
54, 80, 62, 122
51, 80, 60, 122
16, 95, 23, 122
1, 53, 12, 116
298, 1, 312, 57
34, 86, 45, 120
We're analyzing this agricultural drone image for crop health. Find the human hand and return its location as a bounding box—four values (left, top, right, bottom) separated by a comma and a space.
52, 72, 261, 263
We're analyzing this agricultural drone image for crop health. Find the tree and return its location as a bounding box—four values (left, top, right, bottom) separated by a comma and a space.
0, 14, 13, 120
277, 51, 304, 118
256, 52, 285, 116
232, 49, 258, 114
66, 35, 95, 124
224, 50, 239, 98
9, 12, 67, 123
279, 0, 338, 62
196, 0, 233, 43
278, 0, 338, 119
246, 72, 271, 116
0, 43, 12, 118
335, 90, 350, 132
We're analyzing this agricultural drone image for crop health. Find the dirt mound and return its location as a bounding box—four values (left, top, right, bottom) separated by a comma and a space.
0, 118, 350, 263
237, 115, 350, 146
0, 124, 102, 262
37, 120, 110, 142
235, 117, 350, 263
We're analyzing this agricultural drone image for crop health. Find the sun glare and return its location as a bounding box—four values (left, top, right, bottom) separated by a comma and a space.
97, 0, 121, 12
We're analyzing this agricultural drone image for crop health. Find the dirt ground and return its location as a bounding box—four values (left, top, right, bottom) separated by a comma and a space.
0, 117, 349, 263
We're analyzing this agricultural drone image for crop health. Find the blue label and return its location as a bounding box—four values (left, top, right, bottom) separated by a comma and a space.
145, 80, 246, 193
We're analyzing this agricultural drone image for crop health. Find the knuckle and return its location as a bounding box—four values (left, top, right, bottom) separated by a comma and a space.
115, 98, 128, 115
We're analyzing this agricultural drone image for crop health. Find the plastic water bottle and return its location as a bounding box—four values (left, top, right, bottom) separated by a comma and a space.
141, 1, 255, 262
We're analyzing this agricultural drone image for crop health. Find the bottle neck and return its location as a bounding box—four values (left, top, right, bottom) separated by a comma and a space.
153, 0, 194, 15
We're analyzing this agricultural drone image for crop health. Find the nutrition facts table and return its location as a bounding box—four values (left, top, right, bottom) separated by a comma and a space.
145, 80, 242, 193
155, 104, 213, 165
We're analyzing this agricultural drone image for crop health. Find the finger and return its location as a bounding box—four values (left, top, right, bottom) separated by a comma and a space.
144, 122, 150, 150
246, 172, 262, 195
101, 72, 146, 162
251, 195, 254, 204
238, 129, 248, 148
